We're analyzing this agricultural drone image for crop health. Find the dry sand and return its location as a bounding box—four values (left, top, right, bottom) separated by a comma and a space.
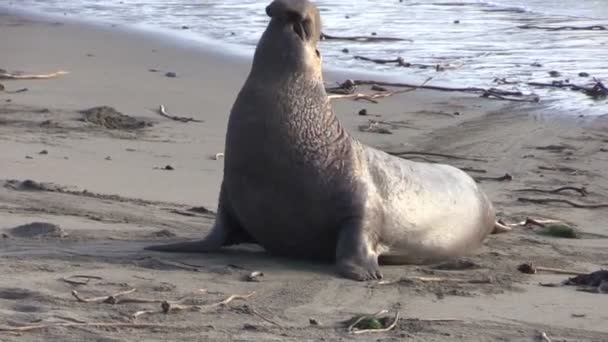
1, 9, 608, 342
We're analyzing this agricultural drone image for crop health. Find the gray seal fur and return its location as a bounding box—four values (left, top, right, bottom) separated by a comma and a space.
145, 0, 496, 281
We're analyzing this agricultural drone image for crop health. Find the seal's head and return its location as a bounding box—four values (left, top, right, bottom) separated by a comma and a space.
251, 0, 322, 78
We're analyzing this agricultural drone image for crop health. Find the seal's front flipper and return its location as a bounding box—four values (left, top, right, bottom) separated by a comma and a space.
335, 220, 383, 281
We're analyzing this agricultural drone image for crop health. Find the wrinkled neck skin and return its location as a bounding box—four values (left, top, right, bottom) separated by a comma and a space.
228, 19, 352, 167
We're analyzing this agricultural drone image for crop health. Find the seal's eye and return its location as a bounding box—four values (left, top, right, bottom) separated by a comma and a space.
315, 49, 320, 58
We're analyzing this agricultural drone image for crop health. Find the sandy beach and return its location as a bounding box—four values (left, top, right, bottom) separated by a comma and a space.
1, 9, 608, 342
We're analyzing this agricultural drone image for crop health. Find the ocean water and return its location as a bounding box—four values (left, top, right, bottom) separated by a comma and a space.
1, 0, 607, 115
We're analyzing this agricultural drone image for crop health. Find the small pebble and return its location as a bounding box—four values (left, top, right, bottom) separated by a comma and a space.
38, 150, 48, 155
371, 32, 377, 36
345, 15, 350, 19
453, 111, 460, 116
105, 156, 112, 160
453, 20, 460, 24
342, 48, 349, 53
25, 156, 33, 159
181, 25, 189, 29
309, 318, 321, 326
579, 72, 590, 77
165, 72, 177, 78
230, 32, 236, 36
358, 109, 368, 116
161, 165, 174, 170
148, 68, 159, 72
531, 62, 542, 67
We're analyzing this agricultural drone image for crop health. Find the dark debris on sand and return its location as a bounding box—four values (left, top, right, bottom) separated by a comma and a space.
8, 222, 66, 238
79, 106, 153, 130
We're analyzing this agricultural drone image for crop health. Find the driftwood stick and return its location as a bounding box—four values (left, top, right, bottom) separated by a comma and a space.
474, 173, 513, 182
132, 290, 250, 319
162, 292, 255, 314
328, 89, 414, 103
71, 289, 137, 304
60, 275, 103, 286
514, 186, 588, 197
386, 150, 487, 162
503, 217, 564, 227
0, 322, 169, 332
540, 331, 553, 342
0, 70, 69, 80
244, 306, 282, 327
492, 221, 512, 234
321, 32, 411, 42
337, 79, 535, 101
517, 263, 587, 276
518, 24, 606, 31
354, 55, 464, 71
518, 197, 608, 209
526, 80, 607, 99
377, 276, 492, 285
157, 105, 203, 123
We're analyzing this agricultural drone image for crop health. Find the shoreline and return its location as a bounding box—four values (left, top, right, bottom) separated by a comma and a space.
1, 8, 608, 342
0, 3, 417, 85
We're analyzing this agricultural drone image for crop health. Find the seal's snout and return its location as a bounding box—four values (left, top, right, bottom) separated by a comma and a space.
265, 0, 316, 41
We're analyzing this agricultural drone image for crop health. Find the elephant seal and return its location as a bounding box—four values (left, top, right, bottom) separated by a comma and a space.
145, 0, 496, 281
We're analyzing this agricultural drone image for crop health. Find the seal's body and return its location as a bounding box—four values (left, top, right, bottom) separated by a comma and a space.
145, 0, 496, 280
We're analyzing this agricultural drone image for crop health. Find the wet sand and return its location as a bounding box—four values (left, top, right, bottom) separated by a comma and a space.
1, 10, 608, 342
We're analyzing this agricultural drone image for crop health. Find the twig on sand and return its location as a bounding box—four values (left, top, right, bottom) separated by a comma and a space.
514, 186, 588, 197
474, 173, 513, 182
492, 221, 512, 234
132, 291, 255, 319
460, 167, 487, 174
517, 263, 587, 276
518, 24, 606, 31
2, 87, 28, 94
353, 55, 462, 71
328, 89, 414, 103
501, 217, 564, 228
60, 275, 103, 286
0, 70, 69, 80
241, 305, 282, 327
0, 322, 170, 333
327, 79, 538, 102
540, 331, 553, 342
72, 289, 139, 304
527, 79, 607, 100
157, 105, 203, 123
377, 276, 493, 285
321, 32, 411, 42
517, 197, 608, 209
386, 150, 487, 162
